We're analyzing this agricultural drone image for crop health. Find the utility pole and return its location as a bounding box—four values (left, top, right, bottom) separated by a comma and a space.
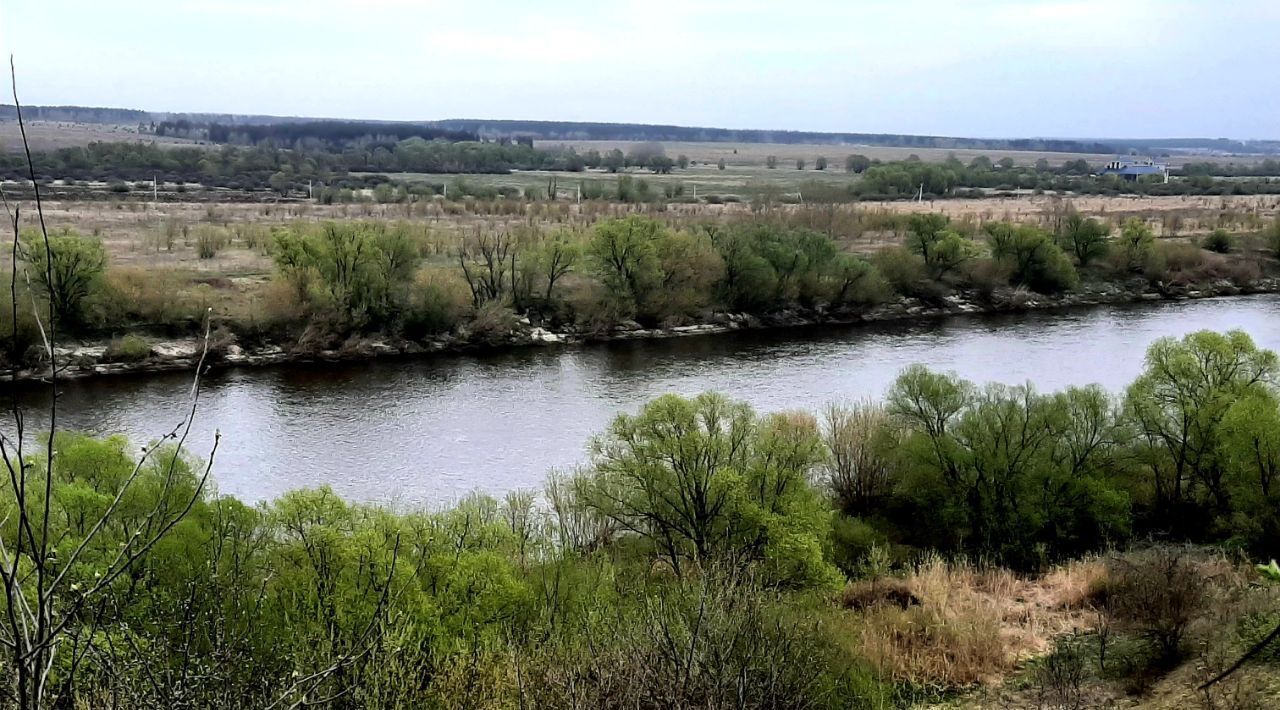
308, 179, 313, 199
153, 175, 158, 202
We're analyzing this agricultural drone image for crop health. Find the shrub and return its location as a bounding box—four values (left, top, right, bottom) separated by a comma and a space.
1104, 547, 1213, 663
272, 222, 421, 329
465, 301, 517, 344
1204, 228, 1234, 254
872, 245, 925, 296
90, 267, 202, 329
102, 334, 152, 363
193, 225, 228, 259
404, 267, 469, 338
582, 393, 838, 587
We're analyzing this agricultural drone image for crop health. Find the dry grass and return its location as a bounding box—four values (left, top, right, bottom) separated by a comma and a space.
854, 555, 1106, 688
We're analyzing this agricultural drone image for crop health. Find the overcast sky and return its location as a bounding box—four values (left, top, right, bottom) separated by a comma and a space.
1, 0, 1276, 139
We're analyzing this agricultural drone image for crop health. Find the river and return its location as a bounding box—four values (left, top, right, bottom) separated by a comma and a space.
7, 295, 1279, 506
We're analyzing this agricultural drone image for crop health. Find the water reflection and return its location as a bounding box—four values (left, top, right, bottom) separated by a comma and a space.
6, 295, 1278, 505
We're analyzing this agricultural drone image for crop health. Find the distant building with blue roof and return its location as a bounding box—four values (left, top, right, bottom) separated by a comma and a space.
1098, 158, 1168, 181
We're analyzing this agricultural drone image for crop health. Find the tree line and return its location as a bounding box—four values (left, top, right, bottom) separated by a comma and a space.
7, 210, 1278, 370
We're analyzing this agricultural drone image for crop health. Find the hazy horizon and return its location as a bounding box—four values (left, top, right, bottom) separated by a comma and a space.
2, 0, 1277, 140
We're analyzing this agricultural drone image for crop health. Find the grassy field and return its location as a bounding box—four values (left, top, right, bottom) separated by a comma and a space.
533, 139, 1277, 170
0, 120, 199, 152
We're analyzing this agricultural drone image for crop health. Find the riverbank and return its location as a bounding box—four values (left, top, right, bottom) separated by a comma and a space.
11, 276, 1279, 383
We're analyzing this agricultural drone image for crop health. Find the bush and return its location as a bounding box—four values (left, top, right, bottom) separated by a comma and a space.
193, 225, 228, 259
102, 334, 152, 363
985, 221, 1079, 293
1104, 547, 1213, 663
403, 267, 469, 338
872, 245, 926, 296
1204, 228, 1234, 254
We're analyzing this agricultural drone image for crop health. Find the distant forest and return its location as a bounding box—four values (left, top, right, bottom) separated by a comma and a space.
0, 104, 148, 124
154, 120, 479, 147
5, 105, 1280, 157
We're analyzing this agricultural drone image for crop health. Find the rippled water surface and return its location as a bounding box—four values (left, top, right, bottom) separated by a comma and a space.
9, 296, 1279, 505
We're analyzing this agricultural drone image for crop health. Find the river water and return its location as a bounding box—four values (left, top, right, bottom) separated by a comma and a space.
7, 295, 1279, 506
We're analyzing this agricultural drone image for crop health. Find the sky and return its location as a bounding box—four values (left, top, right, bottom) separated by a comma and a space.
0, 0, 1276, 139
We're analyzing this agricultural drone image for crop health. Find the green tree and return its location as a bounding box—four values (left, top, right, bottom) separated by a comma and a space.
587, 215, 664, 317
905, 214, 978, 280
271, 222, 420, 327
21, 228, 107, 327
1118, 218, 1155, 272
766, 155, 778, 169
603, 149, 625, 173
845, 154, 871, 173
985, 222, 1079, 293
1058, 213, 1111, 266
1124, 330, 1278, 534
815, 156, 828, 171
583, 393, 836, 586
889, 367, 1129, 567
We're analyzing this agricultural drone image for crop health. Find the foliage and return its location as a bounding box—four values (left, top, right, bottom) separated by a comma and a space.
904, 214, 979, 280
1123, 330, 1278, 545
20, 228, 107, 327
272, 221, 421, 329
1117, 218, 1155, 272
985, 221, 1079, 293
1203, 228, 1233, 254
582, 393, 839, 587
102, 333, 151, 362
1058, 213, 1111, 266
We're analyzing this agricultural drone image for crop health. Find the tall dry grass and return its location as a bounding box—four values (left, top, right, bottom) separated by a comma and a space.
854, 554, 1105, 688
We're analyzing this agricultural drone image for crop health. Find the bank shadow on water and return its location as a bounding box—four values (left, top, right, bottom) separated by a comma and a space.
6, 294, 1279, 506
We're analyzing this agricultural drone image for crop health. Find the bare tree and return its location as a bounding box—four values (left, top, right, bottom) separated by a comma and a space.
0, 58, 220, 709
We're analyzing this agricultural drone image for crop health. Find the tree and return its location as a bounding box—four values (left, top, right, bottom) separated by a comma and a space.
1118, 218, 1155, 272
845, 154, 871, 173
815, 156, 828, 171
716, 158, 726, 171
272, 222, 420, 327
587, 215, 664, 316
985, 222, 1079, 293
823, 402, 897, 515
997, 157, 1015, 170
889, 367, 1130, 567
766, 155, 778, 169
583, 393, 835, 585
21, 228, 107, 327
1124, 330, 1278, 534
707, 225, 778, 311
647, 154, 675, 174
676, 154, 689, 170
905, 214, 978, 280
1058, 213, 1111, 266
795, 159, 805, 170
532, 230, 580, 305
603, 149, 625, 173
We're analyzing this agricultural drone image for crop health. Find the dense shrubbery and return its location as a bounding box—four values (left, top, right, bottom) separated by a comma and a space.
4, 212, 1274, 371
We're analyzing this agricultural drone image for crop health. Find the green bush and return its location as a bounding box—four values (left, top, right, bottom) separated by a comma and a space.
102, 334, 152, 362
1203, 228, 1233, 254
985, 221, 1079, 293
